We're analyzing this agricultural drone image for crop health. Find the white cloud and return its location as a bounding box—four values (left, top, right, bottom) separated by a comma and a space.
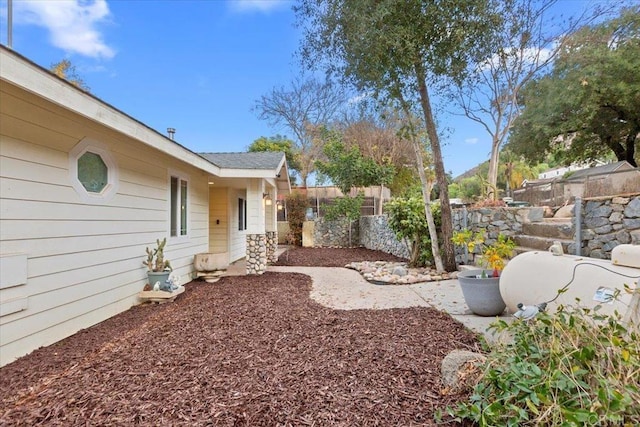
481, 44, 556, 72
465, 138, 479, 144
15, 0, 115, 59
228, 0, 289, 13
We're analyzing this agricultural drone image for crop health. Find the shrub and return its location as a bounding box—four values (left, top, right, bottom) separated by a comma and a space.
385, 195, 441, 267
322, 193, 364, 221
286, 191, 310, 246
445, 290, 640, 426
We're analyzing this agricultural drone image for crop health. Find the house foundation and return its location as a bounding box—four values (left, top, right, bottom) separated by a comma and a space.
246, 234, 267, 274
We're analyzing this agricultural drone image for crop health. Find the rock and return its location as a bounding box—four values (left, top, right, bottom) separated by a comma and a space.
624, 197, 640, 218
623, 218, 640, 229
612, 196, 630, 205
586, 205, 613, 218
554, 204, 574, 218
392, 265, 408, 276
609, 211, 624, 223
441, 350, 486, 393
594, 224, 613, 234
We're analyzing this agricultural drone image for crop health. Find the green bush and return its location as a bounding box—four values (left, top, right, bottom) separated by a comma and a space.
322, 193, 364, 221
385, 194, 441, 267
446, 289, 640, 426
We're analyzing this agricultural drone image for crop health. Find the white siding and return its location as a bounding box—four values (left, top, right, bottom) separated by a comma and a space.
0, 81, 209, 366
246, 178, 265, 234
208, 186, 229, 257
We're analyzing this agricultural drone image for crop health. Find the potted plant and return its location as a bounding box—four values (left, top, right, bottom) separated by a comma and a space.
452, 230, 515, 316
143, 237, 172, 287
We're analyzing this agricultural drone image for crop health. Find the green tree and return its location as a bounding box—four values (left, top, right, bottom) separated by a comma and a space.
248, 135, 301, 185
50, 59, 89, 91
315, 128, 395, 196
509, 7, 640, 167
340, 103, 418, 205
295, 0, 503, 272
385, 192, 441, 267
451, 0, 615, 199
499, 149, 537, 197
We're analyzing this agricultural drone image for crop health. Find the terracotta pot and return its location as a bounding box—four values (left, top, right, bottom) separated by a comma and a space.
458, 269, 506, 316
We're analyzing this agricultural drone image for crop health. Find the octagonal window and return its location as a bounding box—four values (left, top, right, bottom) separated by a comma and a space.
78, 151, 108, 193
69, 138, 118, 203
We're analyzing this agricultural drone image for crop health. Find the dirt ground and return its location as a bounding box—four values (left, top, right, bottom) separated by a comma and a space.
0, 248, 479, 426
273, 247, 407, 267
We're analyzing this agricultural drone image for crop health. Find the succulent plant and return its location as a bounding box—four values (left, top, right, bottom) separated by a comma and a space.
143, 238, 172, 272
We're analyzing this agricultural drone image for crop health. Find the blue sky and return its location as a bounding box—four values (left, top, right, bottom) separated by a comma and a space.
0, 0, 605, 179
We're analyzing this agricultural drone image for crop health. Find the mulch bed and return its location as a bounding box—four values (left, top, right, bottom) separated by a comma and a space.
0, 249, 479, 426
273, 247, 407, 267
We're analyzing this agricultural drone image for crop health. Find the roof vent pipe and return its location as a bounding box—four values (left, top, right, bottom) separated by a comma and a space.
167, 128, 176, 140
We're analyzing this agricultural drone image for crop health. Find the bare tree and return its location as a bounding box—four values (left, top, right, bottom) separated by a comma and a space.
339, 103, 417, 207
253, 77, 346, 186
452, 0, 619, 199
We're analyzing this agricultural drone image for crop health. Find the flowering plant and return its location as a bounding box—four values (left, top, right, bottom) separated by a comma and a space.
452, 229, 515, 277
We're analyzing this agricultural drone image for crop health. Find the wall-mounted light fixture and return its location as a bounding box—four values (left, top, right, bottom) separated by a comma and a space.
263, 192, 272, 206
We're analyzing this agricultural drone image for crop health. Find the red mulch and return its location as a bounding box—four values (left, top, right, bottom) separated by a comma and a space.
0, 249, 478, 426
273, 247, 407, 267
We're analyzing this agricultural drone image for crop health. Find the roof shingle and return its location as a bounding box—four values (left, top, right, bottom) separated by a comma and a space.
199, 152, 285, 170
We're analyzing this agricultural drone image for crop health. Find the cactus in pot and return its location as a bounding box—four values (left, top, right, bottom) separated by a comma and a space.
143, 238, 173, 290
143, 238, 172, 272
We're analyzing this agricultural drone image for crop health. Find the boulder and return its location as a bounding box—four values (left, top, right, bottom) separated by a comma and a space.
441, 350, 486, 394
554, 204, 574, 218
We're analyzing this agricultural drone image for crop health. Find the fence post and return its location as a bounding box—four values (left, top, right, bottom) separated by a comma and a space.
574, 196, 582, 256
462, 205, 469, 264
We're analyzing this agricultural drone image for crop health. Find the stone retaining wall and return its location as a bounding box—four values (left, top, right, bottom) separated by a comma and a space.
312, 218, 360, 247
580, 194, 640, 259
451, 206, 544, 264
451, 206, 544, 238
359, 215, 411, 259
299, 195, 639, 261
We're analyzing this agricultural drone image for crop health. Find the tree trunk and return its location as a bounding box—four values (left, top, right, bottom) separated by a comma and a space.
412, 141, 444, 272
487, 134, 501, 200
414, 62, 456, 272
394, 79, 445, 273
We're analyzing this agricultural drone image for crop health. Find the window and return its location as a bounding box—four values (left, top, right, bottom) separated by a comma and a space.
170, 175, 188, 237
69, 138, 118, 203
238, 198, 247, 231
78, 152, 108, 193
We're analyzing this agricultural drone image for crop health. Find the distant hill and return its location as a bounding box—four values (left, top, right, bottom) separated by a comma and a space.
453, 160, 489, 182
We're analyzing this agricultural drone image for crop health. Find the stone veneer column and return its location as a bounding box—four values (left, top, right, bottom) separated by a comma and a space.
246, 234, 267, 275
266, 231, 278, 263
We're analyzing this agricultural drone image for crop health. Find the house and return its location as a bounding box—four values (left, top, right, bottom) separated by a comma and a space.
562, 161, 639, 198
536, 161, 605, 180
0, 46, 290, 366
